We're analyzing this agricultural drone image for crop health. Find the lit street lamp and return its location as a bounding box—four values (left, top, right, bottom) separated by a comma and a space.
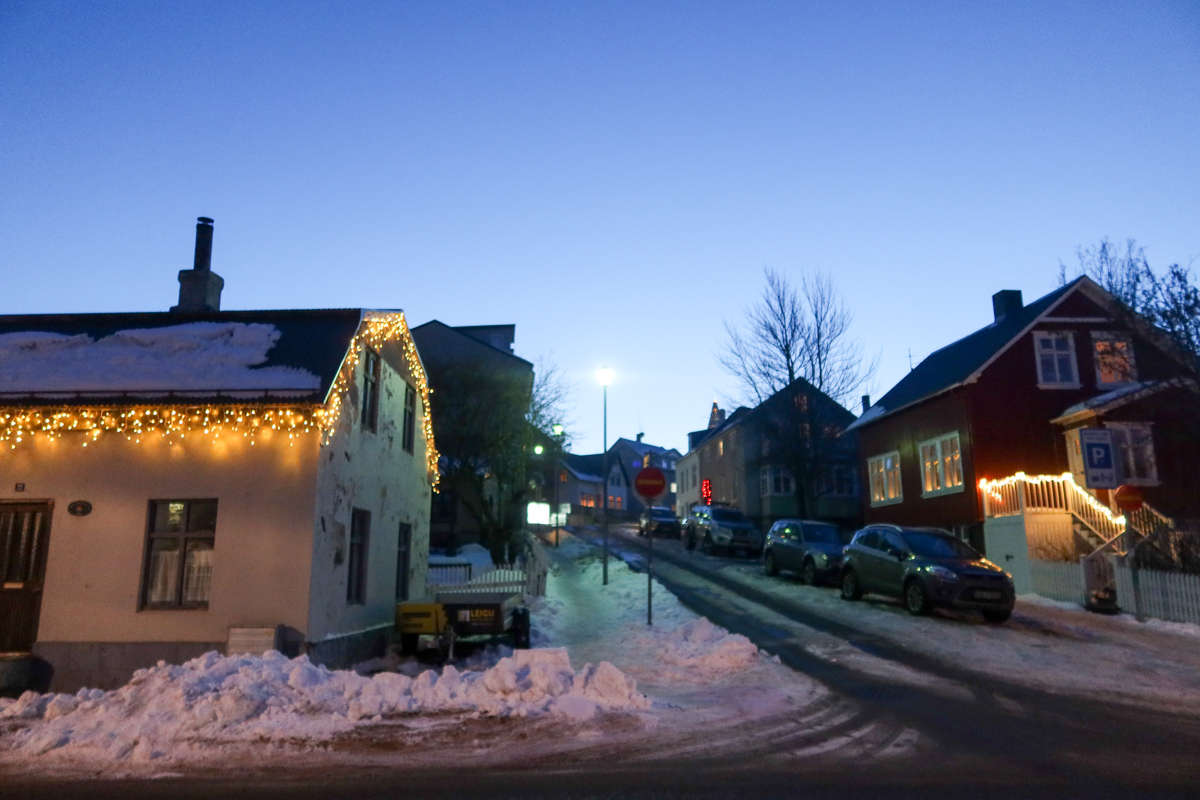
596, 367, 614, 586
552, 423, 564, 547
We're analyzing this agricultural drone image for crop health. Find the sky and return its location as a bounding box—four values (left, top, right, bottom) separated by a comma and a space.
2, 1, 1198, 455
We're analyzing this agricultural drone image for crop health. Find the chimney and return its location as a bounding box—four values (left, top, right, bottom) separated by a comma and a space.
861, 394, 871, 414
636, 432, 644, 443
991, 290, 1023, 322
171, 217, 224, 313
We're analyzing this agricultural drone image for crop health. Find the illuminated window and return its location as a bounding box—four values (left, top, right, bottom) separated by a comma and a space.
143, 499, 216, 609
917, 433, 964, 497
559, 470, 568, 484
718, 439, 724, 457
1034, 332, 1079, 388
1092, 334, 1137, 386
361, 347, 381, 431
867, 452, 903, 506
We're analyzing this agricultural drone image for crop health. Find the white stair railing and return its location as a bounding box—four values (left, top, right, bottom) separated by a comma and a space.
979, 472, 1126, 544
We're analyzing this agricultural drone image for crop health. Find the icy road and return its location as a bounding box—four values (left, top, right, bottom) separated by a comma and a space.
576, 523, 1200, 786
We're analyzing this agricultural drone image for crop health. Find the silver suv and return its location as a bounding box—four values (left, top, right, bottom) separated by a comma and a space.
683, 504, 763, 557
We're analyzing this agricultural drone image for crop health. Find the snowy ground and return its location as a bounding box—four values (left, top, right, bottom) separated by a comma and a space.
599, 526, 1200, 714
0, 532, 879, 778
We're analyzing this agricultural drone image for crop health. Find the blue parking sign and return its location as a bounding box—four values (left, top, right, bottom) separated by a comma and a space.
1079, 428, 1117, 489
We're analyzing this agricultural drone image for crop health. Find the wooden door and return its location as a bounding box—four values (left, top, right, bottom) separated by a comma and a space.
0, 503, 53, 653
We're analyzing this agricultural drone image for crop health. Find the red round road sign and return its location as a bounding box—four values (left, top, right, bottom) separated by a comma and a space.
634, 467, 667, 500
1114, 484, 1144, 512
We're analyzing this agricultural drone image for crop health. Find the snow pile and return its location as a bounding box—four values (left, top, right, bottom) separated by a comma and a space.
0, 323, 321, 393
645, 618, 761, 679
0, 648, 648, 762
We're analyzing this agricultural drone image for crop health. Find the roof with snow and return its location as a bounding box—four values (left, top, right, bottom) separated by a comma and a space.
560, 453, 605, 483
845, 279, 1085, 432
0, 309, 369, 405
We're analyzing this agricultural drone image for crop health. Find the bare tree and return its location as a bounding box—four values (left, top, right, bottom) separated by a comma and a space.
719, 267, 877, 518
720, 267, 877, 409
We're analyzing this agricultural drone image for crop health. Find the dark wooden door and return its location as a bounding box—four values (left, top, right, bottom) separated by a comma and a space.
0, 503, 53, 653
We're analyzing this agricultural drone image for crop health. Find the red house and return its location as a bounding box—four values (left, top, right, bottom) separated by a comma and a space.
845, 276, 1198, 572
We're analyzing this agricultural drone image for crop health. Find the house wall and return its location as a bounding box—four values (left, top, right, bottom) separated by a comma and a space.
304, 339, 432, 666
859, 389, 979, 529
7, 426, 321, 690
675, 451, 700, 515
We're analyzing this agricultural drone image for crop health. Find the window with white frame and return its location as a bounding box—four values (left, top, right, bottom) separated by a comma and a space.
760, 465, 795, 496
731, 470, 741, 502
918, 433, 964, 497
1034, 331, 1079, 388
867, 452, 903, 506
1106, 423, 1158, 484
1092, 333, 1137, 386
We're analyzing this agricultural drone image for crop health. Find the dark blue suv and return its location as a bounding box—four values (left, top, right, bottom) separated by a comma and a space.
840, 525, 1015, 623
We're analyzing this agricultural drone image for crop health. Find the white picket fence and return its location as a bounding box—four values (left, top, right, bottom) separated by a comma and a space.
1027, 558, 1200, 625
427, 564, 527, 595
1029, 560, 1088, 606
1114, 564, 1200, 625
426, 534, 550, 597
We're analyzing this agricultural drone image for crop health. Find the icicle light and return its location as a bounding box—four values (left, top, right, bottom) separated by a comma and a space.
0, 311, 439, 489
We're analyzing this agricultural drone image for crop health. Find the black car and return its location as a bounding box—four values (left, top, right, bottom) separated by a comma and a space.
840, 525, 1015, 623
762, 519, 845, 584
638, 507, 681, 538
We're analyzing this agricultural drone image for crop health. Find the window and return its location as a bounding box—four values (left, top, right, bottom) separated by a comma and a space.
917, 433, 964, 497
718, 439, 724, 457
361, 348, 381, 431
820, 464, 858, 497
395, 522, 412, 601
608, 495, 622, 510
559, 470, 568, 484
347, 509, 370, 605
1092, 333, 1137, 386
670, 482, 677, 493
1107, 423, 1158, 484
759, 466, 794, 496
867, 452, 903, 506
1034, 332, 1079, 388
143, 500, 216, 609
402, 382, 416, 453
731, 470, 741, 503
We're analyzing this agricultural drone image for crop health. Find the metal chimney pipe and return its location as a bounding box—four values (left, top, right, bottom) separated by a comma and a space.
193, 217, 214, 272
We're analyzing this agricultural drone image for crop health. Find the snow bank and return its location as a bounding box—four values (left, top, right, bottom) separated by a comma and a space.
644, 618, 761, 678
0, 323, 321, 393
0, 648, 648, 762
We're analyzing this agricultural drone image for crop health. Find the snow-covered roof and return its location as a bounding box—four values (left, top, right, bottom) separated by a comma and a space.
0, 309, 367, 404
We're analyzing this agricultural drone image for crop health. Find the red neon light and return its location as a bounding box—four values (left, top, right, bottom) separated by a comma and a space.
701, 478, 712, 504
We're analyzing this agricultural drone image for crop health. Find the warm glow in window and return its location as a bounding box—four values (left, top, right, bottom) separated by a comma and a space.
867, 452, 902, 505
918, 434, 964, 497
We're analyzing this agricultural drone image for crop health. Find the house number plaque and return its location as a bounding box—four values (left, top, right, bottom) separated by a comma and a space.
67, 501, 93, 517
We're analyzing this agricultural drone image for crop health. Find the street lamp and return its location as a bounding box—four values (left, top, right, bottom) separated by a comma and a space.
552, 423, 564, 547
596, 367, 614, 586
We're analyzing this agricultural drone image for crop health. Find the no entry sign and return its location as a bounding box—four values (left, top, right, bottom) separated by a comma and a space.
634, 467, 667, 500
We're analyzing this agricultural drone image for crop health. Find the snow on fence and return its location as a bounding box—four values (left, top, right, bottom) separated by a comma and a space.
427, 564, 527, 595
1029, 559, 1087, 606
1114, 564, 1200, 626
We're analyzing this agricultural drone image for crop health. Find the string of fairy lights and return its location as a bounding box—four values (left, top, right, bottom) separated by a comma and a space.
0, 311, 440, 489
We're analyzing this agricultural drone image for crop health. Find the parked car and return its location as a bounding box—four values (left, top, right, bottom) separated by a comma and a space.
638, 507, 681, 538
762, 519, 846, 584
840, 525, 1015, 623
683, 504, 763, 556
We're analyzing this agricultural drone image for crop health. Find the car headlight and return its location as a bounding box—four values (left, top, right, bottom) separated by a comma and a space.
930, 566, 959, 582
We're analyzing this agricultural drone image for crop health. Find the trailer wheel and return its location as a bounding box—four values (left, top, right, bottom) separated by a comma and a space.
399, 633, 419, 656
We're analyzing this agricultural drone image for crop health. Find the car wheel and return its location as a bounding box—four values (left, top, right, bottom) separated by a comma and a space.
763, 551, 779, 577
904, 580, 931, 616
801, 558, 818, 586
701, 534, 714, 556
982, 608, 1012, 624
841, 569, 862, 601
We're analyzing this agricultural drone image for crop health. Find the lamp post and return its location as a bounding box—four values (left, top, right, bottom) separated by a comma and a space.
552, 423, 564, 547
596, 366, 614, 586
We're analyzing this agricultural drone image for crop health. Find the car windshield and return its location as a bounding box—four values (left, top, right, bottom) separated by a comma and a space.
650, 509, 675, 519
711, 508, 748, 523
803, 524, 841, 544
902, 530, 979, 560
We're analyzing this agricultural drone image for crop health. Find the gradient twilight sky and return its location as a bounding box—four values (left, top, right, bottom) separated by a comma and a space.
2, 1, 1198, 455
